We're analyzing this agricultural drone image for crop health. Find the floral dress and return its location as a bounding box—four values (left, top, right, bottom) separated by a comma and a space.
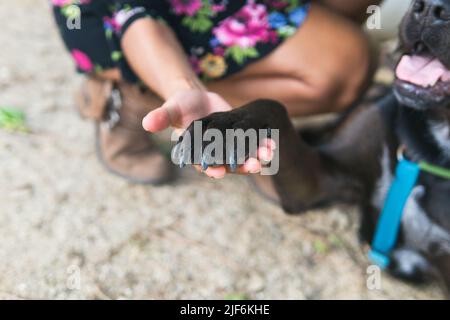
52, 0, 311, 82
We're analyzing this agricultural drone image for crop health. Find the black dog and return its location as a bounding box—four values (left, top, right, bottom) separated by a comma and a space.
178, 0, 450, 293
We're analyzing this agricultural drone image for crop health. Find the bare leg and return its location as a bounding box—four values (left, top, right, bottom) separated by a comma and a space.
208, 3, 374, 116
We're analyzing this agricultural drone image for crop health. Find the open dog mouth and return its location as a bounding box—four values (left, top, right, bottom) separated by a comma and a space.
396, 55, 450, 88
394, 44, 450, 108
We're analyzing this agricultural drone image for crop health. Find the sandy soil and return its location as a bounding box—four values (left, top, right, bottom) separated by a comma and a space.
0, 0, 445, 299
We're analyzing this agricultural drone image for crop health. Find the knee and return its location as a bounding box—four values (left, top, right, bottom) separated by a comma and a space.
319, 33, 372, 111
338, 29, 375, 108
303, 28, 374, 113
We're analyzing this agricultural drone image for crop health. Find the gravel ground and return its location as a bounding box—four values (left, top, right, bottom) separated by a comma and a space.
0, 0, 445, 299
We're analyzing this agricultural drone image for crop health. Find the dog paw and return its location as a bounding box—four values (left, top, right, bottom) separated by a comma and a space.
389, 248, 431, 284
174, 109, 272, 171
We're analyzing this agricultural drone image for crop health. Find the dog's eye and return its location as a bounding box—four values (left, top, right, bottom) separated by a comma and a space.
413, 0, 425, 13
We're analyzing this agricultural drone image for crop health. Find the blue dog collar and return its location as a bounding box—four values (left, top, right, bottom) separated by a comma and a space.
369, 146, 450, 269
368, 156, 421, 269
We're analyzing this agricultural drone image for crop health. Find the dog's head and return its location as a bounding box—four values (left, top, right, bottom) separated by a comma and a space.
395, 0, 450, 110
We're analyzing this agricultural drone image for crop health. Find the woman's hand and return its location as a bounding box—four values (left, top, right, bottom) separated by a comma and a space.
142, 89, 230, 133
142, 89, 269, 178
123, 19, 267, 178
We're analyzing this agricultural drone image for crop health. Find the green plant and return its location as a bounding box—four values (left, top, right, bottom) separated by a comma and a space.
0, 106, 29, 133
224, 293, 249, 300
313, 239, 329, 254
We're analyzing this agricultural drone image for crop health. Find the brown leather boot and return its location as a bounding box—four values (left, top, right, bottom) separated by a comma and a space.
76, 77, 173, 185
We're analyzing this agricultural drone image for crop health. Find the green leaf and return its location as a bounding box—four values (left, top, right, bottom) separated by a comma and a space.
61, 4, 81, 19
108, 4, 118, 13
243, 47, 259, 59
105, 28, 113, 40
182, 16, 212, 33
197, 18, 213, 32
225, 46, 260, 65
182, 16, 193, 28
200, 0, 214, 15
111, 51, 123, 61
328, 234, 344, 248
287, 0, 300, 12
277, 25, 296, 38
224, 293, 249, 300
0, 106, 29, 133
193, 18, 212, 32
225, 46, 245, 65
313, 239, 328, 254
94, 64, 104, 73
198, 6, 213, 17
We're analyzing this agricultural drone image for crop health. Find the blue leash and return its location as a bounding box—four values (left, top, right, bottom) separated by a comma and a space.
368, 156, 421, 269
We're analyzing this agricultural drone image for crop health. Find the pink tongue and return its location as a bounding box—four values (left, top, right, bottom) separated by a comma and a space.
396, 55, 450, 87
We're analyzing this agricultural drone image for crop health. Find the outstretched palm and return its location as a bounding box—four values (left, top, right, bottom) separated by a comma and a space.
142, 89, 231, 133
142, 89, 270, 178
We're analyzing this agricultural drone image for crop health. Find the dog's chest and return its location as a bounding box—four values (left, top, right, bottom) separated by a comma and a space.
430, 121, 450, 158
371, 146, 450, 255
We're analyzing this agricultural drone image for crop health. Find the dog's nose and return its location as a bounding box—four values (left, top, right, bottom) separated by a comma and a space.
413, 0, 450, 23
